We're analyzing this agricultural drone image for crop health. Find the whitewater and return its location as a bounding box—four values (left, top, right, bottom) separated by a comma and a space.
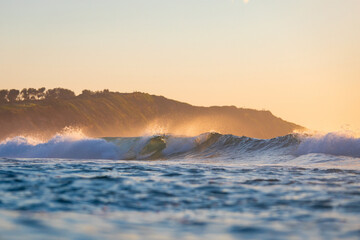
0, 132, 359, 239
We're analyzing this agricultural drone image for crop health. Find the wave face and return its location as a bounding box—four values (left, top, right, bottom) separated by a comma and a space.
0, 132, 359, 161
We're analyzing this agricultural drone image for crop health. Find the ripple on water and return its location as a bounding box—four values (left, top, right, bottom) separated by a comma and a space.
0, 159, 359, 239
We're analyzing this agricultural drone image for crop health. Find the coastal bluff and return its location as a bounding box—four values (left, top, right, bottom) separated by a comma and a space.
0, 90, 304, 140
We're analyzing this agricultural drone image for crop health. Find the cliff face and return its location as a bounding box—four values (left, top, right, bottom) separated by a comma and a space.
0, 92, 304, 140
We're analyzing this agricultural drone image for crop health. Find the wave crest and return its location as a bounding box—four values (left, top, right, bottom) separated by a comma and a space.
0, 132, 359, 160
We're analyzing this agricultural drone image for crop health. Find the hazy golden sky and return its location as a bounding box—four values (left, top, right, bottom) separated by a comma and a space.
0, 0, 359, 132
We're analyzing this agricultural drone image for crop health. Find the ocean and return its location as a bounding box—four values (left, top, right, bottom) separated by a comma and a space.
0, 132, 359, 239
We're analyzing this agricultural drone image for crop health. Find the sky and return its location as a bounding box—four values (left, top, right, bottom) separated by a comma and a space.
0, 0, 359, 133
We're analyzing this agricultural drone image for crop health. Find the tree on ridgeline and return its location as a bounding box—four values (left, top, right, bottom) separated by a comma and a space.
0, 90, 9, 104
20, 88, 29, 101
99, 89, 110, 96
79, 89, 94, 97
20, 87, 47, 101
45, 88, 75, 100
79, 89, 112, 97
7, 89, 20, 102
27, 88, 38, 100
37, 87, 46, 100
0, 87, 110, 104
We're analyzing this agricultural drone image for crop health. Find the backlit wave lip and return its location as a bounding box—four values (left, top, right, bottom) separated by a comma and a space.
0, 132, 359, 160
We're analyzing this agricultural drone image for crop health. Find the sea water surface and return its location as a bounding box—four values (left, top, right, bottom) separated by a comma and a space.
0, 132, 360, 239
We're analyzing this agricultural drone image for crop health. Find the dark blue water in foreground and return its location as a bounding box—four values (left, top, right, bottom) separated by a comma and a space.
1, 157, 360, 240
0, 133, 360, 239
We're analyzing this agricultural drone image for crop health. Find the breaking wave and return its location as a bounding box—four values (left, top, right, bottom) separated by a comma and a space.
0, 132, 359, 160
295, 132, 360, 158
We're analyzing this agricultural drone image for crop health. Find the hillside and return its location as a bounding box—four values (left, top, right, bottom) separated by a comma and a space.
0, 91, 304, 140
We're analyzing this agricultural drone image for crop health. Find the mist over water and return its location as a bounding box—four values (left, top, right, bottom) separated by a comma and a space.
0, 131, 359, 239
